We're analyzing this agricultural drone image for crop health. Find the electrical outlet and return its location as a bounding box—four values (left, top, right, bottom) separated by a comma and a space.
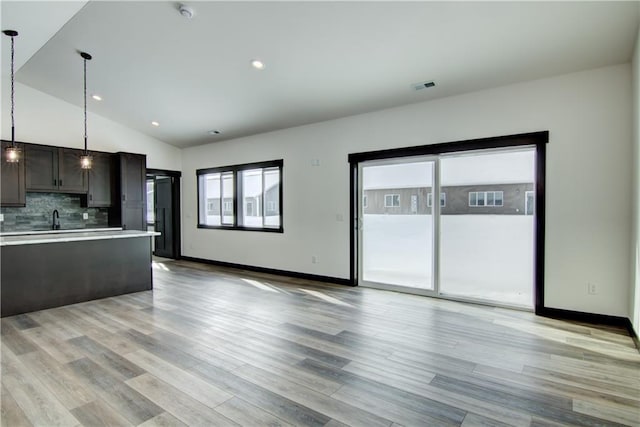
0, 213, 4, 222
312, 255, 318, 264
311, 159, 320, 166
82, 212, 89, 220
587, 283, 597, 295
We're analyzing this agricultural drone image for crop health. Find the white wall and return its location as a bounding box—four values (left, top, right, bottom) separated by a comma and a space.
182, 63, 633, 317
1, 82, 181, 170
631, 23, 640, 335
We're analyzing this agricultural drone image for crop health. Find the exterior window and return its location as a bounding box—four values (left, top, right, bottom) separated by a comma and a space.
525, 191, 534, 215
206, 199, 219, 216
469, 191, 504, 207
427, 192, 446, 207
197, 160, 283, 232
223, 199, 233, 215
384, 194, 400, 207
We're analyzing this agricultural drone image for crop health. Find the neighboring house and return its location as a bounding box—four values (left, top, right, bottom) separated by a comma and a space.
206, 182, 279, 217
363, 183, 534, 215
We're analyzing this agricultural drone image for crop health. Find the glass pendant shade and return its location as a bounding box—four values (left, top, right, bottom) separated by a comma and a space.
5, 145, 20, 163
80, 154, 93, 169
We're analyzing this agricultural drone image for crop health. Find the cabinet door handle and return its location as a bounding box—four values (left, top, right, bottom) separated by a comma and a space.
122, 194, 126, 202
59, 179, 63, 186
53, 179, 57, 186
89, 194, 93, 201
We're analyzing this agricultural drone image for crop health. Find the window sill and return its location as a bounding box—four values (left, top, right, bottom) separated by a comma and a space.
197, 225, 284, 233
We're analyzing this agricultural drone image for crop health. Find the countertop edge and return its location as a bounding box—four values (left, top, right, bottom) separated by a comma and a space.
0, 227, 124, 237
0, 231, 160, 246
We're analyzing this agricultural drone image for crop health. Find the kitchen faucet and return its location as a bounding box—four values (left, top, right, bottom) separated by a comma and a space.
52, 209, 60, 230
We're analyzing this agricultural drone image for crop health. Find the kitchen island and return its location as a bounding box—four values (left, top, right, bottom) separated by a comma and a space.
1, 228, 159, 317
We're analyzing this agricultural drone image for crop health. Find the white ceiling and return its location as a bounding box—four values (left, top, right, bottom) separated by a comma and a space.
3, 1, 639, 148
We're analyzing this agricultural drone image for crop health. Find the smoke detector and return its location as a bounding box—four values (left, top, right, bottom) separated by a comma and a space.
179, 4, 194, 19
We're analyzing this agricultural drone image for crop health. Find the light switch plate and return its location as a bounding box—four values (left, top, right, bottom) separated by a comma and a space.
0, 213, 4, 222
82, 212, 89, 220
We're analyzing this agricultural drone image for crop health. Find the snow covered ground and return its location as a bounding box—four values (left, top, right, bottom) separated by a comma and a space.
362, 214, 534, 307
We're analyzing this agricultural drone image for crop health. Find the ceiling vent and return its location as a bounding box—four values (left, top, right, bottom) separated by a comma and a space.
412, 80, 436, 91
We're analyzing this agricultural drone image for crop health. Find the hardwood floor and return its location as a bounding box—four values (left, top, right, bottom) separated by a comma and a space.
2, 259, 639, 426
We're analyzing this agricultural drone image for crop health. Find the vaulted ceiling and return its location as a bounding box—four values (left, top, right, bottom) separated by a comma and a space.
2, 1, 639, 148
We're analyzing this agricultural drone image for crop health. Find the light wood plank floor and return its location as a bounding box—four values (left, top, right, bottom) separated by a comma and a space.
2, 259, 639, 426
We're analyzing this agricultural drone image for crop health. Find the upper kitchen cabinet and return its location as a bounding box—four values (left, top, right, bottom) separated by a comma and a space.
25, 144, 57, 191
109, 152, 146, 230
59, 148, 89, 192
25, 144, 88, 193
81, 152, 113, 208
1, 140, 26, 207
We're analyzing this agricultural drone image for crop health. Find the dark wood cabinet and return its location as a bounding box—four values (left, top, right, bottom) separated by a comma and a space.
25, 145, 88, 193
1, 140, 26, 207
59, 149, 88, 192
25, 145, 58, 191
109, 152, 146, 231
82, 152, 113, 207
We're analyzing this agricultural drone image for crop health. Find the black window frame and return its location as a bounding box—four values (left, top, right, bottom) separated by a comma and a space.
197, 159, 283, 233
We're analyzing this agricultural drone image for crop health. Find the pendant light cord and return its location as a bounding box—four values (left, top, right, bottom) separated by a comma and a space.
10, 34, 15, 145
83, 55, 87, 154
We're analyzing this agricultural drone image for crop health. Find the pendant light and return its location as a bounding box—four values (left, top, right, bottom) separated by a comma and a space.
3, 30, 20, 163
79, 51, 92, 169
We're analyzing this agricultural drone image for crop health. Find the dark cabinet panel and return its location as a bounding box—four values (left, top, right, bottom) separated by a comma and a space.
109, 152, 146, 231
59, 149, 88, 193
25, 145, 58, 191
25, 145, 88, 193
83, 152, 113, 207
1, 141, 26, 207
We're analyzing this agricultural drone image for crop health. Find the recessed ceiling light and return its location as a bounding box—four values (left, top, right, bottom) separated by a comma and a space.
91, 94, 102, 101
208, 130, 221, 135
251, 59, 265, 70
151, 121, 160, 127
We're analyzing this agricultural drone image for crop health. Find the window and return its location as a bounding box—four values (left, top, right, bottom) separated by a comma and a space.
384, 194, 400, 207
197, 159, 283, 231
525, 191, 534, 215
469, 191, 504, 207
427, 192, 446, 207
206, 199, 219, 216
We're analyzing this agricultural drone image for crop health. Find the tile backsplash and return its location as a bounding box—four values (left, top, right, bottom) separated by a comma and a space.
0, 192, 108, 232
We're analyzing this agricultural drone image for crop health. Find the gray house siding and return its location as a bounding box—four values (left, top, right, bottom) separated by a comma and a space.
207, 182, 279, 218
363, 183, 533, 215
364, 187, 431, 215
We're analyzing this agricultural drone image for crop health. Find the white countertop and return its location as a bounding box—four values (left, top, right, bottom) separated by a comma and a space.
0, 229, 160, 246
0, 227, 123, 237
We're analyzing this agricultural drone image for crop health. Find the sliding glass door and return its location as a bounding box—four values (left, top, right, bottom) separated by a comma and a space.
357, 147, 536, 309
359, 157, 437, 293
439, 148, 535, 307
